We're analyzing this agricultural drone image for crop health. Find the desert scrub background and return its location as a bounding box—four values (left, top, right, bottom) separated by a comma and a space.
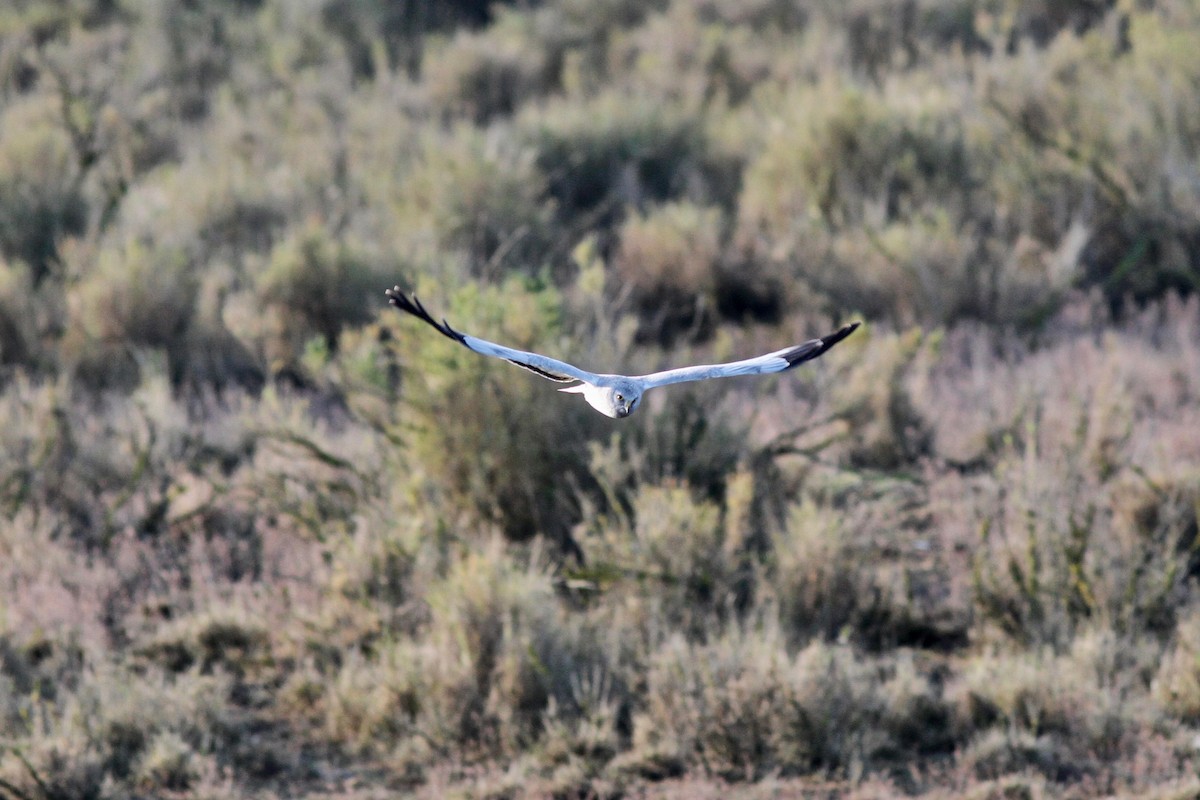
1, 0, 1200, 798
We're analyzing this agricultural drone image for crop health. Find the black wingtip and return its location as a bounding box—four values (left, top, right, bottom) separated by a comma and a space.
385, 286, 467, 344
781, 321, 862, 369
822, 321, 861, 350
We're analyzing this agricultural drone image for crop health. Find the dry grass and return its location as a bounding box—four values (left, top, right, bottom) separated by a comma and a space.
2, 0, 1200, 797
6, 293, 1197, 798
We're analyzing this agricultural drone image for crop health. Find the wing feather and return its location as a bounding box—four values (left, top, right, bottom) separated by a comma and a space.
637, 322, 860, 389
385, 287, 600, 385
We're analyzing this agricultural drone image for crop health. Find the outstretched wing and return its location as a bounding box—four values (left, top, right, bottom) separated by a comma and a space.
385, 287, 601, 385
637, 322, 860, 389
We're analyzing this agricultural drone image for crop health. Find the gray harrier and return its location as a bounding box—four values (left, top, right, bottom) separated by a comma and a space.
386, 287, 859, 419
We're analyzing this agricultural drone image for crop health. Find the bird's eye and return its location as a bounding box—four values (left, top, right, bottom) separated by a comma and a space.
615, 393, 624, 402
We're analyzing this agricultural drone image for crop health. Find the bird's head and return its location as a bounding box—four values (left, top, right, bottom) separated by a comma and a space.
560, 382, 642, 419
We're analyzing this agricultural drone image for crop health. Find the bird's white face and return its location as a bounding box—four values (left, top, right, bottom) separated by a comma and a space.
571, 384, 641, 418
606, 386, 641, 418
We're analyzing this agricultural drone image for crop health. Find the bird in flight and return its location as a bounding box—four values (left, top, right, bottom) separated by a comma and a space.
386, 286, 859, 419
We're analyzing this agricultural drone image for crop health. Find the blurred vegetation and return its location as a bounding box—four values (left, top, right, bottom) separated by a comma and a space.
1, 0, 1200, 797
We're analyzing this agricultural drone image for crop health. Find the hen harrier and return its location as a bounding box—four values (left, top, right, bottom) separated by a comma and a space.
386, 287, 859, 419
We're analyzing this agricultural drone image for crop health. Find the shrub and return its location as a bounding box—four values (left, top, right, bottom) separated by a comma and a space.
425, 12, 556, 123
394, 278, 606, 552
394, 126, 555, 279
135, 730, 198, 791
152, 0, 237, 120
828, 326, 932, 471
613, 202, 723, 344
686, 0, 810, 33
770, 478, 972, 653
770, 499, 868, 644
967, 355, 1200, 648
414, 539, 609, 757
0, 374, 191, 547
519, 90, 705, 219
981, 5, 1200, 312
585, 482, 737, 638
530, 0, 669, 92
0, 97, 86, 282
0, 259, 40, 371
772, 639, 887, 774
627, 632, 886, 779
318, 640, 438, 758
2, 0, 1200, 796
317, 0, 513, 77
952, 633, 1159, 781
1155, 608, 1200, 724
736, 80, 1014, 326
72, 238, 198, 351
738, 81, 974, 242
0, 663, 236, 799
256, 221, 382, 356
632, 630, 786, 780
619, 3, 774, 108
588, 384, 747, 508
136, 610, 270, 676
876, 653, 955, 762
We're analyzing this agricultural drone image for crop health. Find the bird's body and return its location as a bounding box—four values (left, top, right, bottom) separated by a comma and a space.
558, 378, 644, 418
385, 287, 859, 418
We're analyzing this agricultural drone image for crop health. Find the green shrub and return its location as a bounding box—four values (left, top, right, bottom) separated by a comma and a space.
519, 90, 705, 218
829, 326, 932, 471
876, 653, 955, 761
613, 202, 723, 344
619, 4, 774, 107
394, 126, 555, 278
318, 0, 514, 77
772, 639, 886, 774
530, 0, 669, 94
319, 640, 437, 757
769, 478, 972, 653
257, 221, 382, 356
770, 499, 867, 643
0, 97, 86, 282
73, 238, 198, 350
1003, 0, 1118, 46
585, 482, 738, 638
425, 12, 556, 123
685, 0, 810, 32
630, 630, 786, 780
394, 278, 606, 551
0, 374, 192, 546
588, 385, 746, 507
0, 259, 39, 370
739, 81, 973, 239
736, 80, 1012, 325
982, 6, 1200, 311
1, 0, 1200, 797
154, 0, 238, 120
412, 539, 607, 756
